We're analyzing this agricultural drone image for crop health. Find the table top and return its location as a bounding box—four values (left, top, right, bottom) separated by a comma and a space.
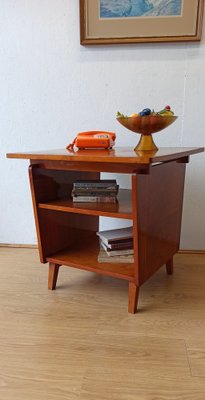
7, 147, 204, 165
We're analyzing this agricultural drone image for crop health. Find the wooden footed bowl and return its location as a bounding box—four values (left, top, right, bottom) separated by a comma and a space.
117, 115, 178, 152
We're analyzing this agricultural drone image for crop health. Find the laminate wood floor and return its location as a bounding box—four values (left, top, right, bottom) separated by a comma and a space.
0, 248, 205, 400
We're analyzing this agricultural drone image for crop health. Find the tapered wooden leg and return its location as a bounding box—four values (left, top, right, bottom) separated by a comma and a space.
166, 258, 173, 275
48, 262, 60, 290
128, 282, 139, 314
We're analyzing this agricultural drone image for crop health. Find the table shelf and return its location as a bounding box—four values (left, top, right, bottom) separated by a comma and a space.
38, 189, 133, 219
46, 233, 134, 281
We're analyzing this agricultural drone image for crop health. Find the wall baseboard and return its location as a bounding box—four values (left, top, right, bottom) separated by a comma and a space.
0, 243, 204, 255
178, 249, 205, 255
0, 243, 38, 249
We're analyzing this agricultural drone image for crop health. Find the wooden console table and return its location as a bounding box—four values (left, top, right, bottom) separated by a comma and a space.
7, 147, 204, 313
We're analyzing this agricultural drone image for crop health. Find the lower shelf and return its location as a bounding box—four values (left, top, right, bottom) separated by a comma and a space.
46, 234, 134, 281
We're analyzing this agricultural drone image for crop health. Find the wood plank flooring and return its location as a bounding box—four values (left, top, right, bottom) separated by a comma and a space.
0, 248, 205, 399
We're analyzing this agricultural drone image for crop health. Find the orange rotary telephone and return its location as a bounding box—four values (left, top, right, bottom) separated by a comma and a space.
66, 131, 116, 151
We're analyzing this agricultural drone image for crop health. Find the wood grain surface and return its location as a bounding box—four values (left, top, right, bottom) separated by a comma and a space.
0, 248, 205, 399
38, 189, 133, 220
6, 146, 204, 164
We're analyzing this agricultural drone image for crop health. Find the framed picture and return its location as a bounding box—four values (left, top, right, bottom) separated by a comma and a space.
80, 0, 204, 45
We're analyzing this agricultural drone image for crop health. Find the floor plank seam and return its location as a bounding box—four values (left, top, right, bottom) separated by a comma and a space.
184, 339, 194, 377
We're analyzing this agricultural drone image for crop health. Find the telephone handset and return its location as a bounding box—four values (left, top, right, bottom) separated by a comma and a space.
66, 131, 116, 151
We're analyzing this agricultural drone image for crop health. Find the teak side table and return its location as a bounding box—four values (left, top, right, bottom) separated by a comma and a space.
7, 147, 204, 313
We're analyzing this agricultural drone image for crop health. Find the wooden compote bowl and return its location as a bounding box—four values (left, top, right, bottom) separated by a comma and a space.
117, 115, 177, 152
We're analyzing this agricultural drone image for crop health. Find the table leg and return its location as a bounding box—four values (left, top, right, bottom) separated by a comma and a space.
128, 282, 139, 314
48, 262, 60, 290
166, 258, 173, 275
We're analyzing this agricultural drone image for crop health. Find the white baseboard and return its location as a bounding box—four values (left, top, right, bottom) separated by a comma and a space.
0, 243, 38, 249
178, 249, 205, 255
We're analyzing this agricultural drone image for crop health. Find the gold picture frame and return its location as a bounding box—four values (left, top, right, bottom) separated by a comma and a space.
80, 0, 204, 45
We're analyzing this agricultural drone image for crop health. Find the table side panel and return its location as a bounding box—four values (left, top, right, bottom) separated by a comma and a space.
134, 161, 186, 285
29, 165, 100, 262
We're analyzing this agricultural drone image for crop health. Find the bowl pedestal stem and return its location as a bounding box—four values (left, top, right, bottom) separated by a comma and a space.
134, 134, 158, 152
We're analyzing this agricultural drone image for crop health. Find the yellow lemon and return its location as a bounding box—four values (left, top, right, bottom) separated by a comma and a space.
160, 111, 174, 116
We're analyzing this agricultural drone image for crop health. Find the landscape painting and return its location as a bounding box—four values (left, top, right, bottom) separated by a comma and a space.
100, 0, 182, 18
80, 0, 204, 44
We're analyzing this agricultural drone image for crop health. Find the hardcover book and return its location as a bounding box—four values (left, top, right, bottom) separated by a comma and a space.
73, 179, 117, 189
72, 196, 117, 203
101, 241, 134, 257
96, 226, 133, 245
106, 239, 133, 250
98, 249, 134, 263
72, 188, 119, 197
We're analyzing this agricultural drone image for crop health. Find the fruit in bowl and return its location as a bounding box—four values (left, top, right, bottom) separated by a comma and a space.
116, 106, 177, 152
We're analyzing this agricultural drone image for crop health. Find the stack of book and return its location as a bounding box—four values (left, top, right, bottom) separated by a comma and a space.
97, 226, 134, 263
71, 179, 119, 203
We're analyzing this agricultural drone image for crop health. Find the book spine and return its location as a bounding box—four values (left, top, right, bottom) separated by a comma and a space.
72, 190, 118, 197
97, 236, 133, 245
96, 227, 133, 245
101, 242, 134, 256
107, 249, 134, 257
72, 185, 119, 193
73, 196, 117, 203
98, 251, 134, 263
103, 240, 134, 250
73, 186, 117, 190
98, 257, 134, 264
73, 182, 117, 189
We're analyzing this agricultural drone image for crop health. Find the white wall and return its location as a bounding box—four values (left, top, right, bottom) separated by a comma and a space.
0, 0, 204, 249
